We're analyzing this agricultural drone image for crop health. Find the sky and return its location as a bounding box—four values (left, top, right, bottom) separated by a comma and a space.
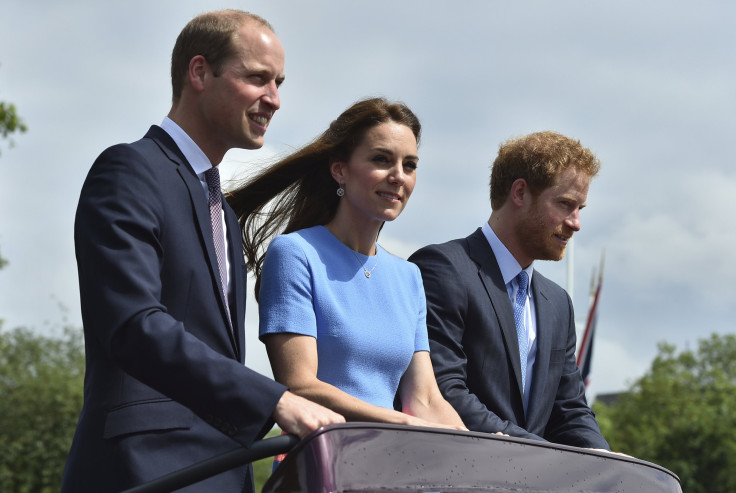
1, 0, 734, 401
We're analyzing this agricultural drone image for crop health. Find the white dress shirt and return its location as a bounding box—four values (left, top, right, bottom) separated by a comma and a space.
481, 221, 537, 412
160, 117, 231, 291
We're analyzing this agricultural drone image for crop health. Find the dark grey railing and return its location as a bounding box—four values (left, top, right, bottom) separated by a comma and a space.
122, 433, 299, 493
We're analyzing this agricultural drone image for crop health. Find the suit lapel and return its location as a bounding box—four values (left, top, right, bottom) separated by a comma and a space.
526, 278, 553, 424
224, 201, 245, 361
147, 126, 240, 359
179, 161, 241, 359
466, 229, 525, 400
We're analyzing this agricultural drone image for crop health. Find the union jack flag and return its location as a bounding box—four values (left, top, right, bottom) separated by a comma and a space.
576, 254, 604, 387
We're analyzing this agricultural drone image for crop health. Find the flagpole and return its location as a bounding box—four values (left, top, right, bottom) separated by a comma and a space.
567, 237, 574, 304
576, 252, 605, 388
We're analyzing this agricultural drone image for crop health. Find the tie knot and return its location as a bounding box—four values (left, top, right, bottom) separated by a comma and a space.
205, 167, 221, 191
516, 270, 529, 293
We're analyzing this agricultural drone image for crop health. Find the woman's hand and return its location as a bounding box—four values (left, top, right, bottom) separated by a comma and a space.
265, 333, 456, 425
401, 413, 468, 431
398, 352, 467, 430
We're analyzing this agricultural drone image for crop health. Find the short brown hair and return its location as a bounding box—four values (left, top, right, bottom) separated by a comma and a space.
170, 10, 274, 102
489, 131, 600, 210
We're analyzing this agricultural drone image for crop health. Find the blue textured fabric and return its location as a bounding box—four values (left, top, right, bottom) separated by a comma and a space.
259, 226, 429, 409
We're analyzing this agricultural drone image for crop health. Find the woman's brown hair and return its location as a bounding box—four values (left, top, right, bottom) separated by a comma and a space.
227, 97, 421, 297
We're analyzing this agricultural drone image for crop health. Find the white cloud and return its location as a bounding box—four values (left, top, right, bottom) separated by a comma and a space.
586, 336, 650, 398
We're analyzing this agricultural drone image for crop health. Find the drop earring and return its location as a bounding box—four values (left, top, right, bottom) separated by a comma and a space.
336, 185, 345, 197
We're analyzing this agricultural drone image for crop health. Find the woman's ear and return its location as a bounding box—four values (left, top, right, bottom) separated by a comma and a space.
330, 161, 346, 185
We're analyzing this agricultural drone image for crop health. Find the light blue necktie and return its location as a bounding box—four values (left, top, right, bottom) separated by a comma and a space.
513, 270, 529, 393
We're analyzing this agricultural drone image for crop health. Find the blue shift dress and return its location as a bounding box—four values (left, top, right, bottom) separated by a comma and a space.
259, 225, 429, 409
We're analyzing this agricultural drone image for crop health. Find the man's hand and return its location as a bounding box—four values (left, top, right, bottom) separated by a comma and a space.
273, 391, 345, 439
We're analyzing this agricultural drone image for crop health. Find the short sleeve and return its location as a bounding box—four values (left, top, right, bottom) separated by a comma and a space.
258, 235, 318, 339
412, 263, 430, 353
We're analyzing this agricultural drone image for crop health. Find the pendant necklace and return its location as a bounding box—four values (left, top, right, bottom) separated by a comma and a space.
351, 247, 379, 278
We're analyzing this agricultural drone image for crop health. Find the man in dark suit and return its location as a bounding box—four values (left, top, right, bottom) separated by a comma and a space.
409, 131, 609, 449
62, 10, 343, 492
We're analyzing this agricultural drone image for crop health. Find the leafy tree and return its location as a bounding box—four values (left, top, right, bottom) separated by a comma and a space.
595, 333, 736, 493
0, 325, 84, 493
0, 99, 27, 144
1, 65, 28, 264
0, 64, 27, 156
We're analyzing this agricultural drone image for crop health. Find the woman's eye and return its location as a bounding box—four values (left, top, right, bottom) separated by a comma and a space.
404, 161, 418, 171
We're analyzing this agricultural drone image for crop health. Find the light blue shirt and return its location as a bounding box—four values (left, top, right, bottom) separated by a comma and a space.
481, 221, 537, 411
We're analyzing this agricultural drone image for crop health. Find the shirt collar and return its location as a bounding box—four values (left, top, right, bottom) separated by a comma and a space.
160, 117, 213, 176
481, 221, 534, 286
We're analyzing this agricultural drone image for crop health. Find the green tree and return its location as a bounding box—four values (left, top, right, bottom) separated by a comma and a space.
0, 99, 27, 144
1, 81, 74, 492
1, 65, 28, 265
0, 326, 84, 493
0, 64, 28, 157
595, 333, 736, 493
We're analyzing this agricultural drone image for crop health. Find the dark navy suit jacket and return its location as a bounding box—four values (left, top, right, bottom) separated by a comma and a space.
62, 126, 287, 492
409, 228, 609, 449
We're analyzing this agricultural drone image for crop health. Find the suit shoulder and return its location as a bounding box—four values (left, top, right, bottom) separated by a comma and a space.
97, 128, 166, 159
89, 128, 182, 182
410, 236, 469, 261
95, 140, 151, 167
79, 129, 183, 216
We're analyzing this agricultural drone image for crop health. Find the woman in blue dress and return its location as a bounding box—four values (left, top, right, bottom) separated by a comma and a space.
229, 97, 465, 430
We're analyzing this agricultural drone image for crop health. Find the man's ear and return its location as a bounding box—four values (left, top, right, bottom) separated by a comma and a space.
188, 55, 208, 92
509, 178, 529, 207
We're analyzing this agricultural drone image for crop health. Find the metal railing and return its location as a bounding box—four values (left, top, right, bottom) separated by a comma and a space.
122, 433, 299, 493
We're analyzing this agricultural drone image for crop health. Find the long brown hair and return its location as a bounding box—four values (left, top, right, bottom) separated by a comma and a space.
227, 97, 421, 297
